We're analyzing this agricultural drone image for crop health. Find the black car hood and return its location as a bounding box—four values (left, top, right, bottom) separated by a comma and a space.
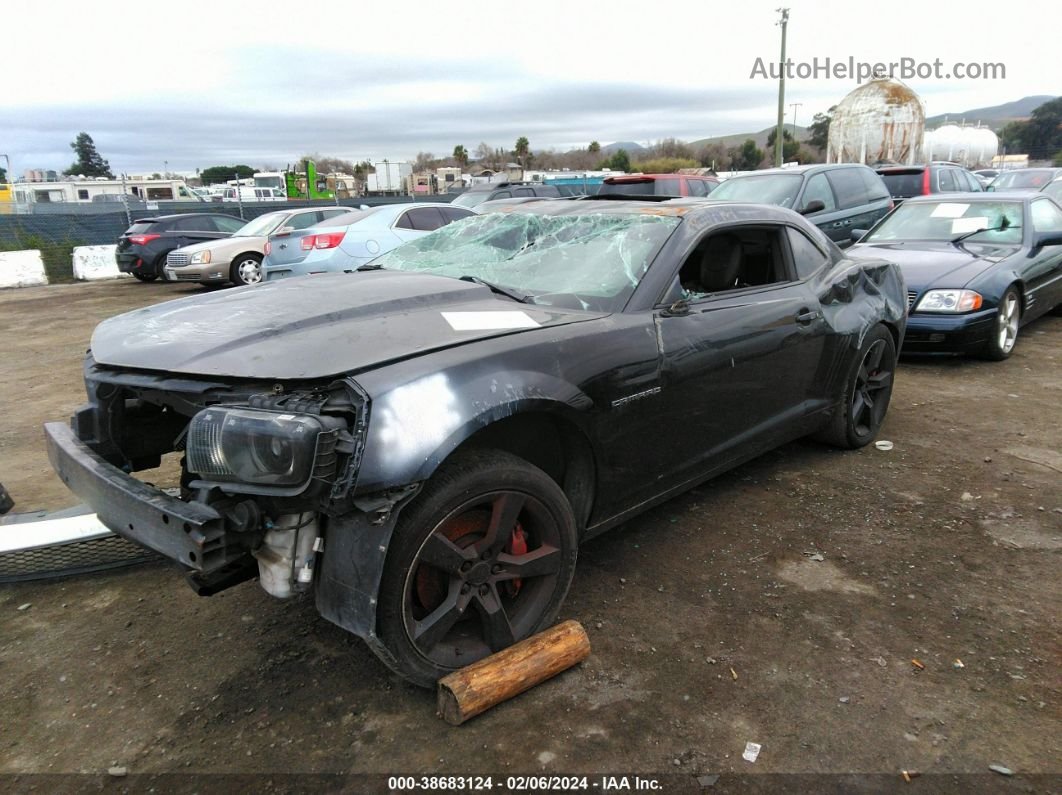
91, 271, 606, 379
847, 241, 1017, 291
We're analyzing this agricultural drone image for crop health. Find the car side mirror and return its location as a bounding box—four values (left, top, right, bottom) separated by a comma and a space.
850, 229, 868, 242
1031, 231, 1062, 250
799, 199, 826, 215
275, 226, 295, 236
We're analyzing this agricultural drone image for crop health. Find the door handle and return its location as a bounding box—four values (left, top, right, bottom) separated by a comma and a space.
796, 308, 821, 324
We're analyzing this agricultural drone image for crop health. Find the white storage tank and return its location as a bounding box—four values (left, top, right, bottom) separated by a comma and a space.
925, 124, 999, 167
827, 78, 926, 165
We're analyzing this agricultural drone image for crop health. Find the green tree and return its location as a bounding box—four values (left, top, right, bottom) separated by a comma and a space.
199, 165, 254, 185
0, 164, 7, 182
632, 157, 699, 173
728, 139, 765, 171
805, 106, 835, 151
513, 136, 532, 167
63, 132, 113, 178
766, 128, 801, 162
1000, 97, 1062, 160
588, 141, 601, 154
608, 148, 631, 172
453, 145, 469, 168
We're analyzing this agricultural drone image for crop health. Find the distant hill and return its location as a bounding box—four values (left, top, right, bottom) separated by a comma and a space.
601, 141, 648, 155
690, 125, 808, 151
925, 95, 1056, 129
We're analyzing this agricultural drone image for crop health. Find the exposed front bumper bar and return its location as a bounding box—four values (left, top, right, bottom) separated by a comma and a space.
44, 422, 239, 573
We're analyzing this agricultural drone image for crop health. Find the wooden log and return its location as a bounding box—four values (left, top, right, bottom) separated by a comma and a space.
437, 619, 591, 725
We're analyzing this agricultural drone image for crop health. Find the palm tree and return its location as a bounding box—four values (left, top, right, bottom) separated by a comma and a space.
453, 145, 469, 168
513, 137, 531, 168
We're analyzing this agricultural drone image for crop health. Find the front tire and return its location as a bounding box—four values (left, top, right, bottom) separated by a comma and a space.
376, 449, 578, 687
132, 272, 157, 282
230, 254, 263, 286
817, 324, 896, 449
978, 286, 1020, 361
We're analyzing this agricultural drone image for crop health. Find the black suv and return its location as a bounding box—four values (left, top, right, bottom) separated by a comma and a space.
450, 182, 561, 209
116, 213, 245, 281
875, 162, 983, 203
709, 163, 893, 248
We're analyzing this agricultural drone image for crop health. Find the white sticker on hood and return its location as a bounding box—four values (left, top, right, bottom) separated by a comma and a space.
442, 311, 540, 331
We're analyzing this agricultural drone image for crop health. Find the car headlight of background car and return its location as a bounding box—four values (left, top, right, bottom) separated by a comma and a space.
915, 289, 984, 313
190, 250, 212, 264
186, 407, 345, 493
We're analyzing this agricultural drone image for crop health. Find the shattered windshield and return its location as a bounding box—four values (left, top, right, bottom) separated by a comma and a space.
866, 201, 1023, 244
369, 211, 680, 311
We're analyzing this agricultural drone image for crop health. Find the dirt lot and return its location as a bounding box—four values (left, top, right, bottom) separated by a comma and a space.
0, 281, 1059, 790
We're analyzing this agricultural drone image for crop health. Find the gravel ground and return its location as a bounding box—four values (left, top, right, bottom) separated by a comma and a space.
0, 281, 1058, 793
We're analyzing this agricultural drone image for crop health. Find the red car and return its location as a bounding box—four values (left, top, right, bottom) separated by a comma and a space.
598, 173, 719, 198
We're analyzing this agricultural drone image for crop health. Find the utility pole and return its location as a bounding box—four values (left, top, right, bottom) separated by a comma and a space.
789, 102, 802, 136
774, 7, 790, 168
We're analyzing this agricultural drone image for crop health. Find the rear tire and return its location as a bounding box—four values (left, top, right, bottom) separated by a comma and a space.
132, 272, 157, 282
978, 286, 1020, 361
375, 449, 578, 687
817, 324, 896, 449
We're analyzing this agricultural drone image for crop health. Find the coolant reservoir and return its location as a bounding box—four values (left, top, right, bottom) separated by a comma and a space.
254, 514, 318, 599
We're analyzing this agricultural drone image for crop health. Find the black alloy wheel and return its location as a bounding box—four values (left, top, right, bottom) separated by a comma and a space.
818, 323, 896, 449
376, 450, 577, 687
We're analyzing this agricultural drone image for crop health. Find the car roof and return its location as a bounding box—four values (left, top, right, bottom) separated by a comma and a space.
139, 213, 241, 222
493, 197, 797, 222
902, 192, 1032, 203
729, 163, 867, 178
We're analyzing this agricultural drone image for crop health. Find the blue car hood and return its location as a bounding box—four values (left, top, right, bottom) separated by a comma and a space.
847, 241, 1017, 291
90, 271, 605, 379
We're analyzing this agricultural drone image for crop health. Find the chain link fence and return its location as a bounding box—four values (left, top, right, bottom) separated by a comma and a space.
0, 196, 454, 283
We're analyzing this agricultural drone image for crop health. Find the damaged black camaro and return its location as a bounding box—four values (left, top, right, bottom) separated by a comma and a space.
45, 199, 906, 686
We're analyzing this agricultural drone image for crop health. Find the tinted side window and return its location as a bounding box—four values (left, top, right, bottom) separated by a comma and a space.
321, 208, 349, 219
786, 227, 829, 279
490, 190, 512, 200
174, 216, 214, 231
802, 173, 837, 212
394, 211, 414, 229
407, 207, 446, 231
288, 213, 320, 231
686, 179, 709, 197
441, 207, 474, 223
858, 168, 891, 202
825, 168, 869, 209
513, 188, 534, 196
937, 169, 959, 192
963, 171, 983, 191
214, 216, 245, 233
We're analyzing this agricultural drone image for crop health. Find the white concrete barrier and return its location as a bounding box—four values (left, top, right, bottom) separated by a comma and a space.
0, 250, 49, 289
73, 244, 127, 281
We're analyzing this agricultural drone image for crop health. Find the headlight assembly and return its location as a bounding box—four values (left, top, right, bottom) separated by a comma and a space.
915, 289, 983, 313
186, 407, 343, 494
190, 250, 212, 264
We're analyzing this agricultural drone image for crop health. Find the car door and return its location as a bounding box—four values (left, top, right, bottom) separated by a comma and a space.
799, 171, 847, 245
649, 224, 828, 486
1023, 198, 1062, 319
823, 168, 876, 246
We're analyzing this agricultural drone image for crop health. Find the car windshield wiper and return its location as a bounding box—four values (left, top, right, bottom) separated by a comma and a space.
950, 224, 1015, 244
356, 263, 385, 271
458, 275, 533, 303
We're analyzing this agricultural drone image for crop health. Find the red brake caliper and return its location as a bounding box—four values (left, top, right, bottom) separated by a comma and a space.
506, 523, 528, 597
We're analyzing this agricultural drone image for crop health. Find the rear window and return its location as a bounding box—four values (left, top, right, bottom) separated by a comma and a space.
317, 208, 379, 227
879, 170, 926, 198
826, 168, 871, 209
125, 222, 155, 235
992, 170, 1056, 190
599, 180, 656, 196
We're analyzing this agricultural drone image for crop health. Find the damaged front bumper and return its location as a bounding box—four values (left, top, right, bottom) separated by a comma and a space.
44, 422, 245, 574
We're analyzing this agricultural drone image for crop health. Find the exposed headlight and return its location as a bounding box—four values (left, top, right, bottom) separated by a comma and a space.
915, 289, 983, 313
186, 407, 340, 491
190, 250, 212, 264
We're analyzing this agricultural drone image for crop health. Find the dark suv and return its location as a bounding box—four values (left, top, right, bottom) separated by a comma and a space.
116, 213, 246, 281
875, 163, 983, 203
450, 182, 561, 209
709, 164, 892, 248
598, 173, 719, 198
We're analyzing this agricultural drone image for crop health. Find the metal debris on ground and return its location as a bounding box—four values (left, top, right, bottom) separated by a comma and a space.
988, 764, 1013, 776
107, 767, 128, 777
742, 742, 761, 763
17, 603, 31, 611
875, 440, 894, 451
873, 656, 888, 667
901, 770, 921, 782
953, 659, 965, 669
730, 667, 738, 681
911, 659, 925, 670
803, 551, 825, 562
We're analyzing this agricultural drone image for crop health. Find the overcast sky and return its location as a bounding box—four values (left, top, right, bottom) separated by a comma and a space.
4, 0, 1057, 176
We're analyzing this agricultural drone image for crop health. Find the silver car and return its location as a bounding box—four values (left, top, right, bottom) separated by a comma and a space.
164, 207, 351, 286
261, 203, 475, 281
